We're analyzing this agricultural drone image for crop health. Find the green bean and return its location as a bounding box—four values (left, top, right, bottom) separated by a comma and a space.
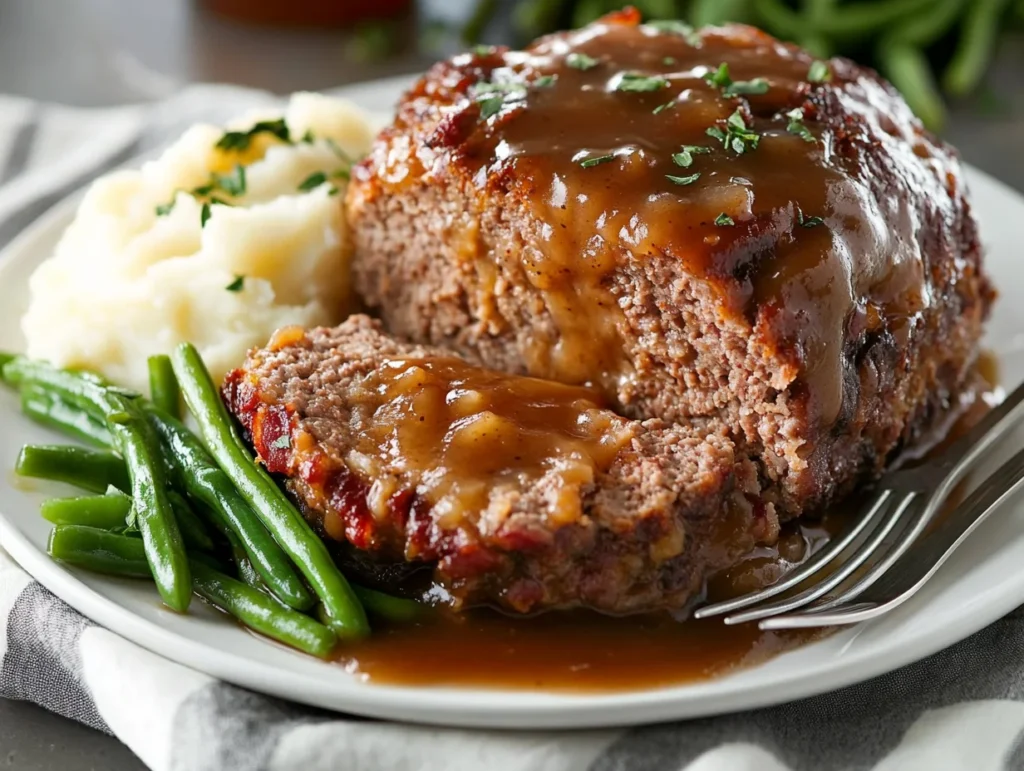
943, 0, 1012, 97
144, 404, 314, 610
511, 0, 565, 39
889, 0, 967, 46
168, 491, 215, 552
799, 0, 836, 56
21, 385, 112, 447
235, 550, 264, 590
753, 0, 812, 39
172, 343, 368, 639
571, 0, 609, 29
879, 41, 947, 131
822, 0, 939, 37
352, 585, 424, 623
16, 445, 130, 493
48, 524, 151, 577
48, 526, 337, 657
0, 352, 16, 381
40, 488, 131, 529
692, 0, 750, 26
6, 359, 190, 612
148, 354, 181, 419
190, 560, 337, 658
460, 0, 496, 43
757, 0, 937, 41
189, 498, 264, 589
31, 463, 214, 550
799, 34, 833, 59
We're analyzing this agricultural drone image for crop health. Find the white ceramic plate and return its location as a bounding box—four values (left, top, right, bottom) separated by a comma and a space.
3, 80, 1024, 730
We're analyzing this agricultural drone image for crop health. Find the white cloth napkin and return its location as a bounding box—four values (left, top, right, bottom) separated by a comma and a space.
1, 84, 1024, 771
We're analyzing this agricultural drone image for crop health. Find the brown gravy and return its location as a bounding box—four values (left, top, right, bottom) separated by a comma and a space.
332, 356, 999, 691
335, 511, 841, 691
348, 356, 633, 528
339, 610, 821, 691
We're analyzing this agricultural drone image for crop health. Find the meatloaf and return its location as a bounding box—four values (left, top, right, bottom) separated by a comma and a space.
346, 9, 993, 519
224, 316, 777, 614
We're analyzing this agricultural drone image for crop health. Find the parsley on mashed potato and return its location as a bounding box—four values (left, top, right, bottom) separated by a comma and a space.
22, 92, 375, 392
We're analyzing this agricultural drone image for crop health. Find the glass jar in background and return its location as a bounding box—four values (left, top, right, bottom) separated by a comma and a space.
200, 0, 413, 27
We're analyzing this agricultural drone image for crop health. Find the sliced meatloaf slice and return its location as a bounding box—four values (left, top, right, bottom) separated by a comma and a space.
345, 10, 993, 519
223, 315, 777, 614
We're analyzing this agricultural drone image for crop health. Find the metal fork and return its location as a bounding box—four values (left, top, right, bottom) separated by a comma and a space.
694, 378, 1024, 629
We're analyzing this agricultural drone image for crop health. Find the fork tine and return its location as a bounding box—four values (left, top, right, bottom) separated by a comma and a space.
722, 491, 919, 625
807, 379, 1024, 615
760, 445, 1024, 630
799, 495, 941, 614
693, 488, 894, 620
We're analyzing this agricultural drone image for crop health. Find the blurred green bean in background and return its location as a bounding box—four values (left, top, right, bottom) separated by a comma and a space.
426, 0, 1024, 131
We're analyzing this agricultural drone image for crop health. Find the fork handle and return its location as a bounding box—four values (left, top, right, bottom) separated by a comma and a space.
765, 445, 1024, 629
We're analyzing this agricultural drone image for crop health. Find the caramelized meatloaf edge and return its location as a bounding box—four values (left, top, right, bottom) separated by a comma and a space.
224, 316, 778, 614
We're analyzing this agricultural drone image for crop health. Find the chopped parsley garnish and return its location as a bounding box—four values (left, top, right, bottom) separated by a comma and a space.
324, 137, 353, 163
216, 164, 246, 197
473, 80, 527, 119
808, 61, 831, 84
672, 145, 711, 168
298, 171, 329, 191
614, 72, 670, 93
190, 165, 248, 201
225, 275, 245, 292
703, 63, 732, 89
199, 198, 230, 227
300, 129, 316, 144
644, 20, 701, 47
798, 211, 825, 228
579, 154, 615, 168
472, 44, 498, 56
534, 75, 557, 88
215, 119, 290, 152
270, 434, 291, 450
715, 213, 735, 226
666, 173, 701, 186
567, 52, 599, 70
478, 96, 504, 119
653, 100, 676, 115
703, 63, 768, 97
297, 169, 349, 194
155, 198, 175, 217
663, 56, 677, 66
707, 109, 760, 155
724, 78, 769, 97
786, 108, 815, 142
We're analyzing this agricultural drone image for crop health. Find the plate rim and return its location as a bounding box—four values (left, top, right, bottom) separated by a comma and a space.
1, 99, 1024, 728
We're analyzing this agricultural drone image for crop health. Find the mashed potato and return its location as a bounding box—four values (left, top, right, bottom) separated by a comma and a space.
22, 92, 375, 391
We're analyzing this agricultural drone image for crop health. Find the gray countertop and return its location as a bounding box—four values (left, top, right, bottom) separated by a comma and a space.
1, 1, 1022, 769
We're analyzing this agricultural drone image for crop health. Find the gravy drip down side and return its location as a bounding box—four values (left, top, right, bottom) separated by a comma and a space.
340, 356, 635, 529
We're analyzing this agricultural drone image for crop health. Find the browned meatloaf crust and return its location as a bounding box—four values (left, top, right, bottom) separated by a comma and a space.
224, 316, 778, 614
345, 10, 994, 519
